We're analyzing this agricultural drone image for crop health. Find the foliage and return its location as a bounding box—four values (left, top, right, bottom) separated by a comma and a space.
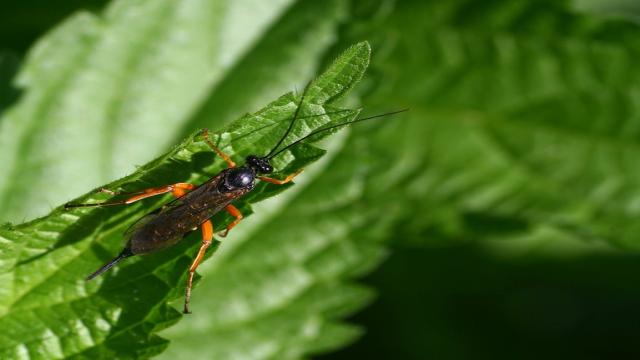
2, 0, 640, 359
322, 0, 640, 357
329, 0, 640, 251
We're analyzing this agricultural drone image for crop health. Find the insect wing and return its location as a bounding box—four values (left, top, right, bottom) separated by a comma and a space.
122, 174, 227, 253
122, 191, 190, 239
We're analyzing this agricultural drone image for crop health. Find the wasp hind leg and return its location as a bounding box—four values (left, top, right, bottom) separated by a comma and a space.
184, 219, 214, 314
64, 183, 195, 209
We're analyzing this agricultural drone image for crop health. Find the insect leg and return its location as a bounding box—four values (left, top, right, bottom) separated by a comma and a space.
220, 204, 243, 237
258, 169, 304, 185
184, 219, 214, 314
64, 183, 195, 209
202, 128, 236, 168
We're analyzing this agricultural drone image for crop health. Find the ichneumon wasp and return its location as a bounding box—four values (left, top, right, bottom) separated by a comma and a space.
65, 85, 406, 313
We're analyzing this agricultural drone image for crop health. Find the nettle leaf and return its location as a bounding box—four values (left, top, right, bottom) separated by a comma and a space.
159, 127, 390, 359
342, 0, 640, 249
0, 0, 347, 224
0, 42, 370, 359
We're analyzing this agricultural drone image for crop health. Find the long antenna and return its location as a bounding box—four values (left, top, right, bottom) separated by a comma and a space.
231, 109, 354, 144
265, 83, 311, 158
267, 108, 408, 159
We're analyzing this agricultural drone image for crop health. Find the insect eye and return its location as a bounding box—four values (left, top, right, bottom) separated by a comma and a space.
262, 164, 273, 173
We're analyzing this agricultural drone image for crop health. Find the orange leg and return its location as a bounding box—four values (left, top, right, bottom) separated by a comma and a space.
220, 204, 243, 237
202, 129, 236, 168
184, 219, 214, 314
258, 169, 304, 185
64, 183, 195, 209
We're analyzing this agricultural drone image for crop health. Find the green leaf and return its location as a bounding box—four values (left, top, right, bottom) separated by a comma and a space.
332, 0, 640, 252
0, 40, 370, 359
158, 123, 390, 360
306, 42, 371, 105
159, 40, 389, 360
318, 1, 640, 357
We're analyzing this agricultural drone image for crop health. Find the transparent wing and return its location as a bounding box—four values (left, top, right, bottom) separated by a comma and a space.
122, 174, 224, 239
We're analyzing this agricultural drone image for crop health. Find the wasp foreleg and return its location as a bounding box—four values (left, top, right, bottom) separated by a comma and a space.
220, 204, 243, 237
258, 169, 303, 185
202, 129, 236, 168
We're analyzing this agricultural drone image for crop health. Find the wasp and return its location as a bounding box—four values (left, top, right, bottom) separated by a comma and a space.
65, 86, 405, 313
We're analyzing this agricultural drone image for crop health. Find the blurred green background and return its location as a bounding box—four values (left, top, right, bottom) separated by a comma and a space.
3, 0, 640, 359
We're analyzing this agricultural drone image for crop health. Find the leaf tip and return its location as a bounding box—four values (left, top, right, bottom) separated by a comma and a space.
353, 41, 372, 57
308, 41, 372, 105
